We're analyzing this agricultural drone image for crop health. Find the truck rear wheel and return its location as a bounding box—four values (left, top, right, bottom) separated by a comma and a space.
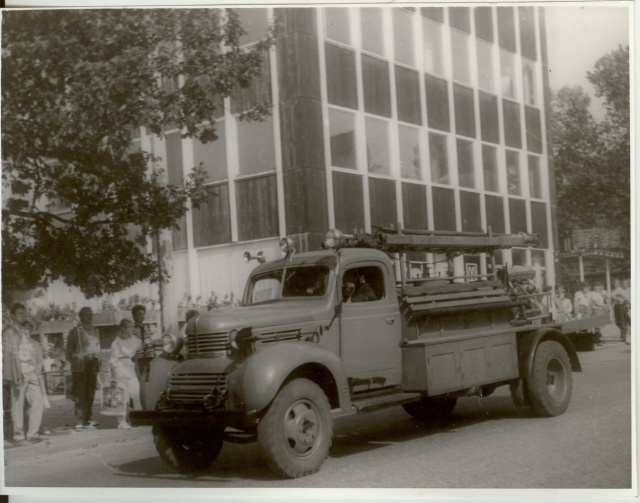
258, 378, 333, 478
525, 341, 572, 417
153, 425, 223, 473
402, 395, 457, 423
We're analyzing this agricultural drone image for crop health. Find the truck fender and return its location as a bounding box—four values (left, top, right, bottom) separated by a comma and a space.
226, 342, 351, 415
517, 328, 582, 378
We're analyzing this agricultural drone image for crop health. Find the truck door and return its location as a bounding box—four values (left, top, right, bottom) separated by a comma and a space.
339, 263, 402, 392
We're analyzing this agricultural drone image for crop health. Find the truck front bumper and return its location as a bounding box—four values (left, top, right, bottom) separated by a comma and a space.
129, 409, 259, 430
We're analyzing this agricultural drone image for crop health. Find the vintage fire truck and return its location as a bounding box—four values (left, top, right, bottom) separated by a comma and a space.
130, 227, 609, 478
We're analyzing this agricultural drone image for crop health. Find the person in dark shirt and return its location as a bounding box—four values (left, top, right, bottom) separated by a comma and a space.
346, 270, 377, 303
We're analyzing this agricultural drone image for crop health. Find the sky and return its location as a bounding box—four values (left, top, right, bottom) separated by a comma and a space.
543, 3, 630, 119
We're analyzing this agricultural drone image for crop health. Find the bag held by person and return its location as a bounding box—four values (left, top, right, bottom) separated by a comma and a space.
101, 382, 126, 416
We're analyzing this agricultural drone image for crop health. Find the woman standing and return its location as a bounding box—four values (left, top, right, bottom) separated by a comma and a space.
109, 318, 142, 429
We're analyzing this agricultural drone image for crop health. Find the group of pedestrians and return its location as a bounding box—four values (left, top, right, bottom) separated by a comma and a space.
554, 278, 631, 343
3, 303, 156, 443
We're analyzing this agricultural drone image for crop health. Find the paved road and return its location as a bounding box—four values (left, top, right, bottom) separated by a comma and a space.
4, 341, 633, 493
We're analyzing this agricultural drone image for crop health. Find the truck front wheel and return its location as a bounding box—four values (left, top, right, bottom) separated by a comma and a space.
153, 425, 223, 473
258, 378, 333, 478
525, 341, 573, 417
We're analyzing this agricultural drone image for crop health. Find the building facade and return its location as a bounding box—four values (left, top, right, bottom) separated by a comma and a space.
41, 6, 557, 320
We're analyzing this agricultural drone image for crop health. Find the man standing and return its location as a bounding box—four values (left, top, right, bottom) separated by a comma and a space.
2, 303, 47, 443
132, 304, 156, 378
65, 307, 101, 431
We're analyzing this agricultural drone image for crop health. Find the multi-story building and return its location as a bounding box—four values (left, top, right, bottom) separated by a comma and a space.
40, 6, 557, 325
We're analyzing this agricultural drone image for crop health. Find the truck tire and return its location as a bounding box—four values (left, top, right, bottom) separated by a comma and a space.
525, 340, 572, 417
509, 380, 532, 412
153, 425, 223, 473
402, 395, 457, 423
258, 378, 333, 478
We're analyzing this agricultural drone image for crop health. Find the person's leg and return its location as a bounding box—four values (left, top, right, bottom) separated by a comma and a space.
83, 370, 98, 425
25, 378, 44, 439
72, 372, 87, 428
128, 375, 142, 411
117, 387, 131, 429
10, 383, 26, 440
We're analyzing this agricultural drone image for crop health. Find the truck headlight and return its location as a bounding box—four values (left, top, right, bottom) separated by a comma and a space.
162, 333, 180, 355
229, 327, 254, 355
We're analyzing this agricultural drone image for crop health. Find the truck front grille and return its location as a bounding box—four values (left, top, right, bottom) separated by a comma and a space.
168, 372, 227, 404
259, 329, 301, 344
186, 331, 229, 354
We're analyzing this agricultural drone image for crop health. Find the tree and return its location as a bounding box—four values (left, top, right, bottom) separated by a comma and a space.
2, 9, 274, 298
551, 46, 630, 264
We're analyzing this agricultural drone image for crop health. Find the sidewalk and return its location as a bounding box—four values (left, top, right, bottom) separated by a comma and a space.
3, 393, 151, 463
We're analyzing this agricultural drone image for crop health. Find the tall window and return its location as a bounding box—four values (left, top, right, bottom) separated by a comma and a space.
329, 109, 357, 169
361, 7, 386, 56
528, 155, 542, 198
425, 75, 450, 131
325, 43, 358, 110
423, 17, 445, 76
366, 117, 391, 175
457, 139, 475, 188
362, 55, 392, 118
429, 133, 449, 184
476, 40, 495, 93
237, 118, 276, 176
482, 144, 500, 193
451, 30, 471, 85
399, 125, 421, 180
325, 7, 351, 45
396, 66, 421, 125
506, 150, 521, 195
453, 84, 475, 139
393, 8, 415, 67
479, 92, 500, 144
500, 49, 517, 100
474, 6, 494, 43
522, 60, 536, 106
236, 8, 270, 46
193, 122, 227, 182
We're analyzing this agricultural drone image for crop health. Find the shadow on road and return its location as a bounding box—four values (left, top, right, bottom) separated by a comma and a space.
330, 395, 525, 459
114, 442, 279, 482
114, 395, 527, 481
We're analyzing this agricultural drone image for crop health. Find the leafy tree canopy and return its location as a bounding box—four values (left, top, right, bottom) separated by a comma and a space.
2, 9, 274, 298
551, 46, 630, 265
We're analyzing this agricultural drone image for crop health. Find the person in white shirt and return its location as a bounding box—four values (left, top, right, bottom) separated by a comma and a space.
589, 282, 608, 311
110, 318, 142, 429
574, 282, 592, 319
554, 286, 573, 322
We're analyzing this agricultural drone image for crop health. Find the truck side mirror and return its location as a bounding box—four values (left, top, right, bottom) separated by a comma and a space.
342, 282, 356, 303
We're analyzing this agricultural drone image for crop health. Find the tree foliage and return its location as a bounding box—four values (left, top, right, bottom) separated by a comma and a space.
2, 9, 274, 297
551, 46, 630, 262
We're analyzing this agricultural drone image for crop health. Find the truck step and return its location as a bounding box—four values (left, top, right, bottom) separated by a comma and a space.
350, 389, 420, 414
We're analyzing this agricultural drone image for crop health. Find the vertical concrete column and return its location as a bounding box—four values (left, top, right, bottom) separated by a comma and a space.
276, 8, 328, 251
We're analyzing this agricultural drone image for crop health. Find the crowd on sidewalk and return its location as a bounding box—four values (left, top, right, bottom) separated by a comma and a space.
3, 303, 161, 446
553, 278, 631, 344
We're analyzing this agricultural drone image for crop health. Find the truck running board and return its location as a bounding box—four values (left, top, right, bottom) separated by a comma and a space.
350, 389, 421, 414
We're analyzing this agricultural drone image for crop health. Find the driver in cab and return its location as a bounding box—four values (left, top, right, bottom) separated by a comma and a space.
344, 270, 377, 303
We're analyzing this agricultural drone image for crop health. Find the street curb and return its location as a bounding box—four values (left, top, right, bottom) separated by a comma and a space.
4, 425, 152, 463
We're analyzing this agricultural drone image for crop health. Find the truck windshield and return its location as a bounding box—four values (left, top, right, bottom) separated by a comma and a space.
246, 265, 330, 305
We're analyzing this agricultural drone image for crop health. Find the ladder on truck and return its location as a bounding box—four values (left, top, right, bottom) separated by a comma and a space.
339, 224, 539, 296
